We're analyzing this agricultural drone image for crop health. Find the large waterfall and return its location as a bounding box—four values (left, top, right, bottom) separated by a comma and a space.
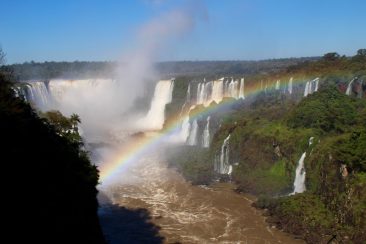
19, 78, 176, 139
187, 119, 198, 146
192, 77, 244, 108
292, 152, 307, 194
18, 79, 123, 113
180, 77, 246, 147
214, 134, 232, 175
202, 116, 210, 148
140, 79, 175, 130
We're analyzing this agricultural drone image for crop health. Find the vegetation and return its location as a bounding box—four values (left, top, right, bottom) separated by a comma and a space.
3, 44, 366, 243
166, 49, 366, 243
0, 48, 105, 243
4, 57, 318, 81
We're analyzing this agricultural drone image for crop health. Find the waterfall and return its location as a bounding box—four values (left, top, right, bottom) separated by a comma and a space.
288, 77, 293, 94
275, 80, 280, 90
227, 78, 238, 98
170, 116, 191, 143
197, 82, 206, 105
180, 83, 191, 115
202, 116, 210, 148
203, 81, 213, 107
12, 86, 28, 102
211, 78, 224, 103
141, 79, 175, 130
187, 119, 198, 146
224, 79, 230, 97
24, 81, 53, 109
192, 76, 246, 107
292, 152, 307, 194
214, 134, 232, 175
313, 78, 319, 92
304, 81, 310, 97
239, 78, 245, 99
309, 137, 314, 146
346, 78, 356, 95
304, 78, 319, 97
186, 83, 191, 102
180, 116, 191, 142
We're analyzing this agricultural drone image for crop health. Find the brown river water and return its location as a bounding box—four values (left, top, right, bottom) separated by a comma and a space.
97, 142, 303, 244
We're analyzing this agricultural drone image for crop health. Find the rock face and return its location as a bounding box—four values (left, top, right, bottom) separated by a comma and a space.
273, 144, 282, 157
340, 164, 348, 178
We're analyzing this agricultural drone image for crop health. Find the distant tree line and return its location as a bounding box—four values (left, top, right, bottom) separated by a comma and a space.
3, 57, 321, 81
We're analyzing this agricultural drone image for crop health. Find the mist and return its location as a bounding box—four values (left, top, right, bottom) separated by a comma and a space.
39, 4, 202, 142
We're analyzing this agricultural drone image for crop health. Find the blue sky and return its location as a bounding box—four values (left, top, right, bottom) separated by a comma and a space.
1, 0, 365, 63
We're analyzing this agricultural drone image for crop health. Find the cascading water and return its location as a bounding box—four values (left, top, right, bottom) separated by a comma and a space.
214, 134, 232, 175
346, 77, 356, 96
186, 83, 191, 102
275, 80, 280, 90
140, 79, 175, 130
309, 137, 314, 146
239, 78, 245, 99
172, 116, 191, 143
196, 82, 207, 105
288, 77, 293, 94
194, 77, 244, 107
304, 81, 310, 97
24, 81, 53, 109
187, 119, 198, 146
179, 83, 191, 115
303, 77, 319, 97
203, 81, 213, 107
291, 152, 307, 194
211, 78, 224, 103
202, 116, 210, 148
228, 78, 239, 99
314, 77, 319, 92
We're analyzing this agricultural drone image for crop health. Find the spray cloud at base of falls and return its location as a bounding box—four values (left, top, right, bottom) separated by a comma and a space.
14, 4, 202, 144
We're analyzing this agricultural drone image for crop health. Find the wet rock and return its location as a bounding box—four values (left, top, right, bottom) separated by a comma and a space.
340, 164, 348, 178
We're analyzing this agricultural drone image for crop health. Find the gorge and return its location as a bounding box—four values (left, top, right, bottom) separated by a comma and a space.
7, 52, 366, 243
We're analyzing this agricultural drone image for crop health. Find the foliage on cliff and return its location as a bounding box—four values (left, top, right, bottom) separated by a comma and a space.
256, 87, 366, 243
0, 69, 105, 243
165, 50, 366, 243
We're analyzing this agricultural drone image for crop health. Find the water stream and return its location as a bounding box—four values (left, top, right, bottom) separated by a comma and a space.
98, 139, 303, 244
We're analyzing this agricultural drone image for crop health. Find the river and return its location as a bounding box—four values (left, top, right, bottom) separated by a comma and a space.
97, 138, 303, 244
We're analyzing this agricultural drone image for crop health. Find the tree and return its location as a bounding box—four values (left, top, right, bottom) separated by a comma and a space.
322, 52, 340, 61
41, 110, 83, 146
356, 49, 366, 57
0, 47, 5, 66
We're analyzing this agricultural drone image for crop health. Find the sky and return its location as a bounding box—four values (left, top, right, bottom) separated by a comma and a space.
0, 0, 365, 64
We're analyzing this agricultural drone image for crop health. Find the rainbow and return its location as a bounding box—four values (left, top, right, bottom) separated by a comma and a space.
99, 76, 315, 183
